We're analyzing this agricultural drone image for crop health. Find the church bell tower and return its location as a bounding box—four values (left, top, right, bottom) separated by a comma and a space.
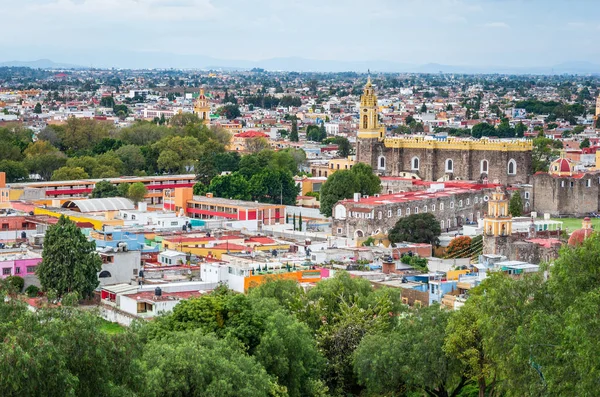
356, 77, 386, 170
482, 187, 513, 255
194, 89, 210, 126
357, 77, 385, 140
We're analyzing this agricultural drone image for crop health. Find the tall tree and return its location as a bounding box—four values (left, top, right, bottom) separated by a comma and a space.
335, 137, 352, 158
509, 192, 523, 216
532, 135, 563, 172
128, 182, 147, 205
142, 331, 272, 397
319, 164, 381, 217
33, 102, 42, 114
51, 166, 89, 181
388, 212, 441, 245
36, 215, 102, 298
354, 305, 467, 397
91, 180, 119, 198
290, 119, 299, 142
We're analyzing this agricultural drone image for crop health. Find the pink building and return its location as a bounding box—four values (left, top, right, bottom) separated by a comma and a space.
0, 250, 42, 279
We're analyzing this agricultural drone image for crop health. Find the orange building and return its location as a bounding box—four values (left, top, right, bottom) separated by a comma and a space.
163, 187, 286, 225
8, 174, 196, 203
0, 173, 9, 209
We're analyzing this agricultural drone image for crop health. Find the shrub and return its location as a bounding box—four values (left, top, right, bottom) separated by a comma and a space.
6, 276, 24, 292
25, 284, 40, 297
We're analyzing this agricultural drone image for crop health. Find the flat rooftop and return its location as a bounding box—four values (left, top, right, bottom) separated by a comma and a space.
191, 195, 283, 208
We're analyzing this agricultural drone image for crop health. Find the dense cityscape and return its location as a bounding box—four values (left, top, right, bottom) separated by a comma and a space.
3, 2, 600, 395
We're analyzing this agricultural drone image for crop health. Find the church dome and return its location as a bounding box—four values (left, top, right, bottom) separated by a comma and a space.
568, 217, 593, 246
549, 157, 575, 176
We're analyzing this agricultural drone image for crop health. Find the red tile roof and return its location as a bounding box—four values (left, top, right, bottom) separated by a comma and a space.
234, 131, 269, 138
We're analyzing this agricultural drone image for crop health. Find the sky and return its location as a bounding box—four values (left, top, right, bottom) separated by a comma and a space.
1, 0, 599, 69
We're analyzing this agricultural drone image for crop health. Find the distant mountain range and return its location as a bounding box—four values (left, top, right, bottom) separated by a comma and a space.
1, 56, 599, 75
0, 59, 82, 69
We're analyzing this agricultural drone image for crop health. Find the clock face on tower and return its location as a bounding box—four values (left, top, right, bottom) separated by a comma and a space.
363, 109, 367, 112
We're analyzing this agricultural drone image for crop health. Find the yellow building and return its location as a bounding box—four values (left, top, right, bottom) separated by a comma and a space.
357, 77, 385, 140
483, 187, 512, 237
328, 156, 356, 172
0, 173, 9, 209
193, 89, 210, 125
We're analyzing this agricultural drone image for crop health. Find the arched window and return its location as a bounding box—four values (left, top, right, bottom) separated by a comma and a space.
378, 211, 383, 220
355, 230, 364, 238
411, 157, 420, 170
378, 156, 386, 170
431, 204, 435, 212
507, 159, 517, 175
440, 203, 444, 211
99, 270, 112, 278
440, 220, 445, 229
406, 208, 411, 215
459, 200, 463, 207
423, 205, 427, 213
397, 208, 402, 216
363, 115, 368, 129
414, 207, 419, 214
446, 159, 454, 172
481, 159, 488, 173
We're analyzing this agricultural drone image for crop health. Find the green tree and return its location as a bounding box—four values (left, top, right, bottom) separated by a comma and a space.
0, 160, 28, 182
128, 182, 147, 205
509, 192, 523, 216
100, 96, 115, 108
91, 180, 119, 198
208, 172, 251, 201
298, 213, 303, 231
24, 153, 67, 181
532, 135, 563, 172
515, 122, 527, 138
444, 295, 498, 397
351, 163, 381, 196
471, 122, 496, 139
319, 164, 381, 217
36, 215, 102, 298
354, 305, 467, 396
59, 118, 111, 153
24, 140, 60, 158
580, 137, 590, 149
117, 182, 131, 197
335, 136, 352, 157
51, 166, 89, 181
217, 104, 241, 120
115, 144, 146, 175
66, 155, 99, 177
255, 311, 325, 397
33, 102, 42, 114
249, 168, 299, 205
319, 170, 359, 217
246, 136, 271, 153
195, 141, 228, 185
388, 212, 441, 245
142, 331, 272, 397
290, 119, 299, 142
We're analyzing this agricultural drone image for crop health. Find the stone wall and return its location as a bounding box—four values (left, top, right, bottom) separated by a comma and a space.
533, 173, 600, 217
358, 139, 532, 184
333, 189, 491, 238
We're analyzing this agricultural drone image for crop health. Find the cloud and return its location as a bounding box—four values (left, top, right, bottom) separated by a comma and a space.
481, 22, 510, 29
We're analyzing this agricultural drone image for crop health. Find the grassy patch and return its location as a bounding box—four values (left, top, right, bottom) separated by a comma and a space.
98, 319, 125, 334
550, 217, 600, 232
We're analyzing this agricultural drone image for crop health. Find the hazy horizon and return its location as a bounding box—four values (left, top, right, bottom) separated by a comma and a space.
2, 0, 599, 70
